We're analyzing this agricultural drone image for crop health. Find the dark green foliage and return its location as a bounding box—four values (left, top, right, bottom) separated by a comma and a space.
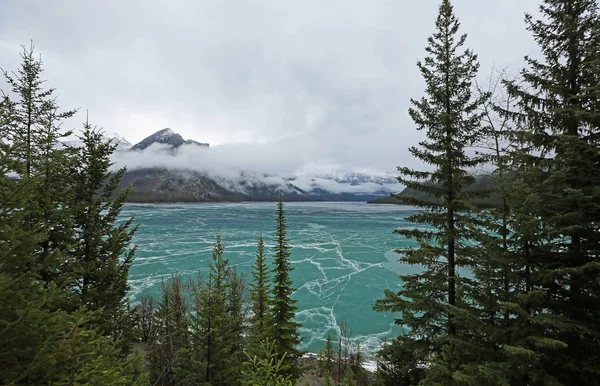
1, 43, 146, 384
498, 1, 600, 384
249, 234, 271, 350
178, 233, 246, 386
147, 273, 189, 385
368, 175, 502, 208
226, 266, 248, 384
1, 42, 76, 177
241, 339, 300, 386
373, 0, 488, 382
2, 43, 77, 288
323, 373, 335, 386
67, 121, 139, 342
375, 336, 427, 385
342, 368, 357, 386
269, 193, 302, 372
318, 334, 335, 377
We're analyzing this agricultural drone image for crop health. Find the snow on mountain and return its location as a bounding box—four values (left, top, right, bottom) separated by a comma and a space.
57, 132, 132, 151
130, 128, 209, 151
130, 128, 185, 151
315, 171, 398, 185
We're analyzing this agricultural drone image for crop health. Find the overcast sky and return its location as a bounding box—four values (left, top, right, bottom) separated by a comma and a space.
0, 0, 541, 175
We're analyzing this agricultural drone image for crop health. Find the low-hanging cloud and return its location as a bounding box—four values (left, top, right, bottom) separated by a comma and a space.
110, 137, 401, 194
1, 0, 541, 182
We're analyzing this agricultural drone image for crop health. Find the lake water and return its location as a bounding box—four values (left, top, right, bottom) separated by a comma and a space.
123, 201, 421, 356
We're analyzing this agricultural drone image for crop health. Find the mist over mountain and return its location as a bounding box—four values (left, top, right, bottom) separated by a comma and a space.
129, 128, 209, 151
59, 132, 132, 151
106, 128, 399, 202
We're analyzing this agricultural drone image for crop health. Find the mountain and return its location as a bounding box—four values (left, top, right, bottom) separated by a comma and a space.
119, 167, 399, 203
121, 168, 313, 203
58, 132, 132, 151
115, 129, 399, 202
120, 168, 244, 202
130, 128, 184, 151
185, 139, 209, 147
367, 174, 502, 207
316, 172, 398, 185
130, 128, 209, 151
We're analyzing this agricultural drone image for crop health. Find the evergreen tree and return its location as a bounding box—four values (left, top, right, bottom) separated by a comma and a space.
373, 0, 488, 382
341, 368, 357, 386
68, 120, 139, 343
1, 82, 146, 385
323, 373, 335, 386
181, 233, 244, 386
147, 273, 189, 385
318, 334, 335, 377
241, 339, 300, 386
269, 192, 302, 373
249, 234, 271, 348
501, 1, 600, 384
1, 42, 76, 177
1, 42, 77, 287
225, 266, 247, 385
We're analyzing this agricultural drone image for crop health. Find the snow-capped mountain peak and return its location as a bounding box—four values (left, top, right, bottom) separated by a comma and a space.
57, 132, 133, 151
130, 128, 209, 151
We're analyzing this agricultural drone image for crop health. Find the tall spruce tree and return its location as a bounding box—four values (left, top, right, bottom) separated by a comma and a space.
501, 1, 600, 384
249, 234, 271, 348
1, 42, 76, 177
373, 0, 488, 382
1, 43, 77, 287
269, 192, 302, 373
0, 48, 147, 385
67, 120, 138, 342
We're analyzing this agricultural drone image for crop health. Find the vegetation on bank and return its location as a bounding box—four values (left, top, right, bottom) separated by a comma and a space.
367, 175, 502, 207
372, 0, 600, 385
1, 0, 599, 385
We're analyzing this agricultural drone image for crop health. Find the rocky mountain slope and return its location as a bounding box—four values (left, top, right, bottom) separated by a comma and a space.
87, 128, 400, 203
130, 128, 208, 151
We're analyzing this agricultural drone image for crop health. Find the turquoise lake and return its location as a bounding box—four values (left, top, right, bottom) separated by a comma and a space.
123, 202, 422, 356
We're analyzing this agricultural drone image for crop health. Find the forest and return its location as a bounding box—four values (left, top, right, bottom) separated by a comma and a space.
1, 0, 599, 385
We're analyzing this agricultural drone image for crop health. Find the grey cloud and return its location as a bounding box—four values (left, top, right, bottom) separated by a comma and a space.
1, 0, 541, 174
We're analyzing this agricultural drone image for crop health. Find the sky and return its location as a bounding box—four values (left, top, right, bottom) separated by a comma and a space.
0, 0, 541, 176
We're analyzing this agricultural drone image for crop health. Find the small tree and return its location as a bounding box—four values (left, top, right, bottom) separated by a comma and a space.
318, 334, 335, 377
147, 274, 189, 385
139, 293, 156, 343
269, 192, 302, 374
249, 234, 271, 350
241, 339, 300, 386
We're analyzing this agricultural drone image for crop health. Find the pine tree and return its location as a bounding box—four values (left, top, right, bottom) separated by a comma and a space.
341, 368, 357, 386
224, 266, 247, 385
318, 334, 335, 377
269, 192, 302, 373
1, 42, 76, 177
249, 234, 271, 349
501, 1, 600, 384
67, 120, 139, 343
147, 273, 189, 385
181, 233, 244, 386
1, 42, 77, 287
373, 0, 488, 382
241, 339, 300, 386
1, 79, 146, 385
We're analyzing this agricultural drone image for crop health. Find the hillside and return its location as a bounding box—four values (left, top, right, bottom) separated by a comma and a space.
367, 174, 502, 207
